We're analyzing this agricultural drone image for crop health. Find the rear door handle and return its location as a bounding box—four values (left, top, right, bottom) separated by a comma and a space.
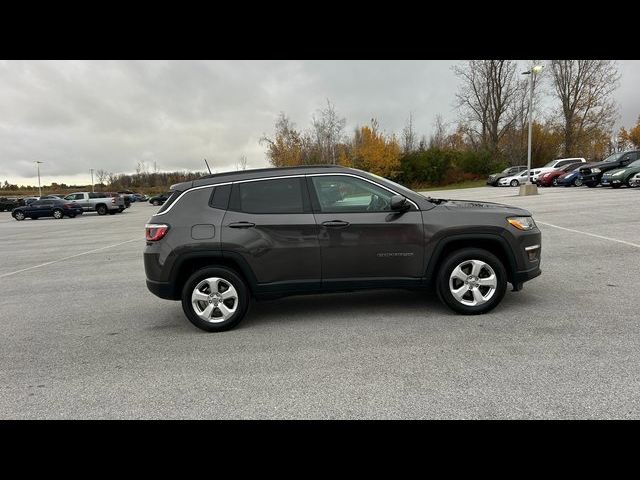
228, 222, 256, 229
322, 220, 350, 228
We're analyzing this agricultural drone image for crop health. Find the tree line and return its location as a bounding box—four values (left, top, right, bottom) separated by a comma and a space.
261, 60, 640, 188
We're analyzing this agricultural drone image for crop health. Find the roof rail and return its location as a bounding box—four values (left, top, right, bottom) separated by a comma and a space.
198, 164, 347, 180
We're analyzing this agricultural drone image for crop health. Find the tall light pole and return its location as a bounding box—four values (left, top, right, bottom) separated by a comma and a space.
520, 64, 544, 196
35, 161, 43, 197
90, 168, 94, 192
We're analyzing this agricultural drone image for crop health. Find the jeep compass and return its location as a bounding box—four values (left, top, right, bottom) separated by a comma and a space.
144, 166, 541, 331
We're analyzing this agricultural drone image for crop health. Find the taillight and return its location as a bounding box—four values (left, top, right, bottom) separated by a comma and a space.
145, 223, 169, 241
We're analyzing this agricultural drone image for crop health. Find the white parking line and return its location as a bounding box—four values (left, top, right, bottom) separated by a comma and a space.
537, 221, 640, 249
0, 238, 141, 278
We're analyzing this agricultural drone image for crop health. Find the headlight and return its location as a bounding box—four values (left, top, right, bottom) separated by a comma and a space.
591, 168, 601, 173
507, 216, 536, 231
612, 171, 624, 176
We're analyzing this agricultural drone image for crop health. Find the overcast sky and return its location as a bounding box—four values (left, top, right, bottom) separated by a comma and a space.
1, 60, 639, 186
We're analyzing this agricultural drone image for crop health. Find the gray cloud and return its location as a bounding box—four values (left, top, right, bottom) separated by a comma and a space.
1, 60, 638, 186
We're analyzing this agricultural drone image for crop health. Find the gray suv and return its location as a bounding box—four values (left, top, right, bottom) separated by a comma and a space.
144, 166, 541, 331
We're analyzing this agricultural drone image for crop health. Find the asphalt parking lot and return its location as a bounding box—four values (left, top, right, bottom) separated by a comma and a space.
1, 186, 639, 419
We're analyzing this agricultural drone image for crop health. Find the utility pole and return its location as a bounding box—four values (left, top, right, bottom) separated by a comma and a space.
519, 64, 544, 196
35, 161, 43, 197
90, 168, 94, 192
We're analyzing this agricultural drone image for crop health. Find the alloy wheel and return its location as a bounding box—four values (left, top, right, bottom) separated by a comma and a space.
449, 259, 497, 307
191, 277, 239, 323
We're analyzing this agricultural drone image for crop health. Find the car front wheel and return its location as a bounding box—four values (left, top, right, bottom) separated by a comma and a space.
574, 178, 583, 187
436, 248, 507, 315
552, 177, 558, 186
181, 267, 250, 332
13, 211, 25, 221
510, 180, 519, 187
53, 209, 64, 219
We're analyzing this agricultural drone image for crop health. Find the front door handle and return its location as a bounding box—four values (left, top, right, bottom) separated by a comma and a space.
228, 221, 256, 229
322, 220, 350, 228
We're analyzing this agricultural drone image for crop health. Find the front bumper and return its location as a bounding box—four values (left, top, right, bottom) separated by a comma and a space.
580, 173, 601, 186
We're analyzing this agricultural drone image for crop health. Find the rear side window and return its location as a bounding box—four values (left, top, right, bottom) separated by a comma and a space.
209, 184, 231, 210
157, 190, 182, 214
229, 178, 306, 214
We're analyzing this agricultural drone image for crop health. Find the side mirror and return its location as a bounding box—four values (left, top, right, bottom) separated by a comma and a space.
390, 194, 410, 212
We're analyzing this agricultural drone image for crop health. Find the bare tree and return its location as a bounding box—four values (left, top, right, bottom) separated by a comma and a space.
236, 154, 248, 171
453, 60, 521, 155
550, 60, 620, 157
95, 169, 108, 186
311, 99, 346, 164
429, 114, 449, 149
402, 112, 417, 154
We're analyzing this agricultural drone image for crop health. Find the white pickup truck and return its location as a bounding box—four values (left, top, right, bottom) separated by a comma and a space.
63, 192, 125, 215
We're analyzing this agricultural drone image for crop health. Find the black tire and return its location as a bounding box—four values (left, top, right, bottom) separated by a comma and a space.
181, 267, 250, 332
13, 211, 25, 221
109, 210, 117, 215
52, 209, 64, 219
96, 204, 107, 215
552, 177, 558, 186
510, 179, 519, 187
152, 200, 160, 206
68, 214, 76, 218
611, 183, 621, 189
587, 182, 597, 188
436, 248, 508, 315
574, 178, 583, 187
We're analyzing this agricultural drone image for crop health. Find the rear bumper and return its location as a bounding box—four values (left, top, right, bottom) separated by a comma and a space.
146, 279, 177, 300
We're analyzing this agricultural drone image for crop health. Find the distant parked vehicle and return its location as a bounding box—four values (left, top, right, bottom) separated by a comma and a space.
600, 158, 640, 188
12, 199, 83, 221
536, 162, 585, 187
486, 165, 527, 186
63, 192, 125, 215
132, 193, 147, 202
556, 163, 598, 187
104, 192, 129, 210
0, 197, 22, 211
498, 169, 531, 187
40, 194, 65, 200
149, 192, 172, 206
22, 197, 39, 205
629, 172, 640, 187
579, 151, 640, 187
528, 157, 586, 183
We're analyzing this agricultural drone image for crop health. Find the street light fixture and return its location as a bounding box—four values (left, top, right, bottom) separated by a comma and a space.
519, 64, 544, 196
35, 161, 43, 198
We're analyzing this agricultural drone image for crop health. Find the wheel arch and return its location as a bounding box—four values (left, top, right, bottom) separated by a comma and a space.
425, 234, 518, 287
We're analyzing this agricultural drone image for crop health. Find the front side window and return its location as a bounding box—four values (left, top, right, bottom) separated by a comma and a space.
231, 178, 305, 214
311, 175, 394, 213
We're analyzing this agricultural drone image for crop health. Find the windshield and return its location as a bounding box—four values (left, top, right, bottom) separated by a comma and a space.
543, 160, 559, 167
366, 172, 419, 198
602, 152, 624, 163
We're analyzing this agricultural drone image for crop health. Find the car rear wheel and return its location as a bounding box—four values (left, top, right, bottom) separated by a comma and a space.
152, 200, 160, 206
510, 180, 519, 187
436, 248, 507, 315
552, 177, 558, 186
181, 267, 250, 332
13, 211, 25, 221
96, 205, 107, 215
53, 209, 64, 219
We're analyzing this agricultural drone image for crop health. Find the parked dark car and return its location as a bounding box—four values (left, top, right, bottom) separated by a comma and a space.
144, 165, 542, 332
12, 199, 84, 221
148, 193, 171, 206
557, 163, 597, 187
0, 197, 23, 211
40, 194, 65, 200
579, 150, 640, 187
486, 165, 527, 186
536, 162, 584, 187
600, 158, 640, 188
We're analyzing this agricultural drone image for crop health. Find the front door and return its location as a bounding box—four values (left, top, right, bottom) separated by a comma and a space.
308, 174, 424, 285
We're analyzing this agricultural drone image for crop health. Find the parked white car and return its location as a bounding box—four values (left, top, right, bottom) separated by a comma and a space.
498, 169, 531, 186
529, 157, 586, 182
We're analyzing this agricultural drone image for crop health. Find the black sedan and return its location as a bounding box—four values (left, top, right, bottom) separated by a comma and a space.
12, 199, 84, 221
148, 192, 172, 206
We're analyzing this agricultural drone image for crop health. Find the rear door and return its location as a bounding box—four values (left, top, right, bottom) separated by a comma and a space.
220, 176, 321, 290
308, 174, 424, 284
